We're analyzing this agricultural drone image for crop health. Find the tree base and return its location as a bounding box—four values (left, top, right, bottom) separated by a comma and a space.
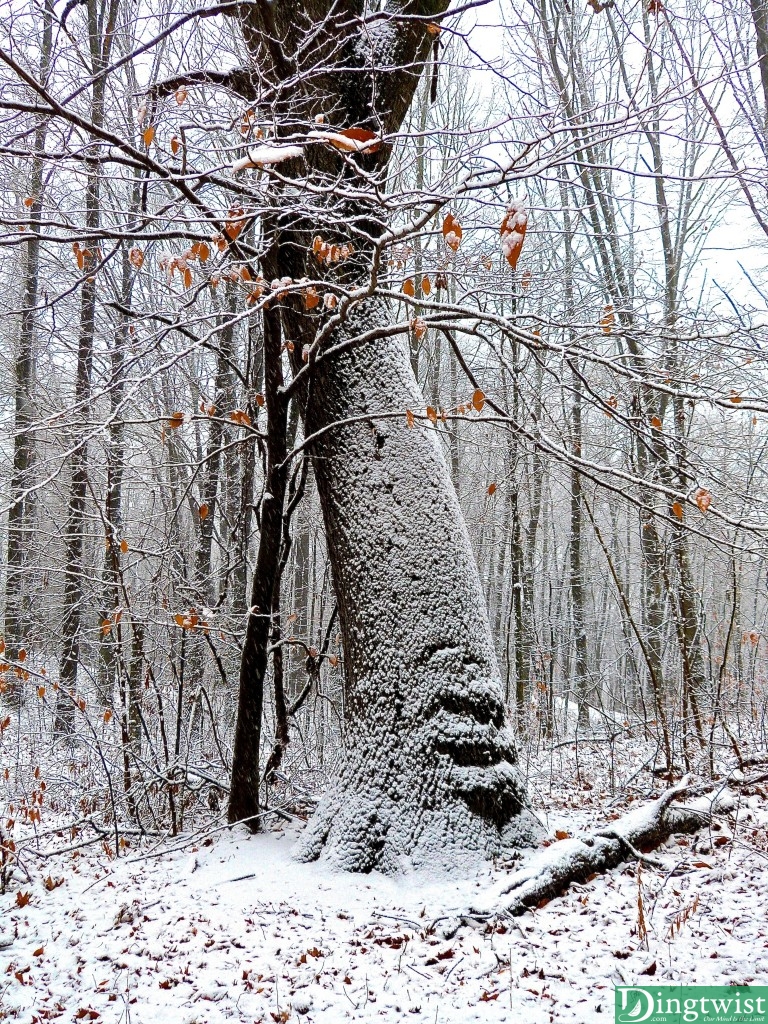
294, 756, 542, 874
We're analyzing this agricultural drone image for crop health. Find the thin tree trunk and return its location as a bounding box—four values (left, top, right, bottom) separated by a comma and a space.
4, 2, 53, 663
569, 364, 591, 732
58, 0, 119, 730
750, 0, 768, 137
98, 236, 133, 705
228, 301, 288, 826
195, 295, 237, 605
231, 323, 262, 614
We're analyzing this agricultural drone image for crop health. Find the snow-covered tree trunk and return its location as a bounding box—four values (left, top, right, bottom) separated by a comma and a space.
292, 304, 536, 870
221, 0, 538, 869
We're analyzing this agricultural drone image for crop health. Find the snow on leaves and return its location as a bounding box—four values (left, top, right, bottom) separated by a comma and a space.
695, 487, 712, 513
308, 127, 381, 154
500, 202, 528, 269
233, 144, 306, 173
442, 213, 463, 252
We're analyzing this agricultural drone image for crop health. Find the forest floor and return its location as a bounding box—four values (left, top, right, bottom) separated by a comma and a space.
2, 741, 768, 1024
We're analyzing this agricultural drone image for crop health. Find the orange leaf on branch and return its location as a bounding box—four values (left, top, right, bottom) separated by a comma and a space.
695, 487, 712, 513
601, 304, 615, 334
442, 213, 463, 252
229, 409, 252, 427
411, 317, 427, 340
224, 207, 246, 240
472, 388, 486, 412
500, 203, 528, 269
311, 126, 381, 154
336, 127, 381, 153
189, 241, 210, 262
174, 612, 200, 630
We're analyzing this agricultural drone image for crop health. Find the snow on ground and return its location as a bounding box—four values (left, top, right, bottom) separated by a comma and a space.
2, 774, 767, 1024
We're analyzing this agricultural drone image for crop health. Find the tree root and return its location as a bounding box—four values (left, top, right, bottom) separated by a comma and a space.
462, 777, 734, 922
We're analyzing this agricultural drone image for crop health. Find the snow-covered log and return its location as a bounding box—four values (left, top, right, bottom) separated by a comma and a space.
467, 781, 733, 919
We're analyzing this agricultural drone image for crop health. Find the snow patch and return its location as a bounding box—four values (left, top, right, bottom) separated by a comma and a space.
233, 144, 305, 172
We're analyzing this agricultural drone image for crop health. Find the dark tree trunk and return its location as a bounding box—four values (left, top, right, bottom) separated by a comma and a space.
228, 303, 288, 825
4, 2, 53, 663
58, 185, 99, 729
750, 0, 768, 137
58, 0, 118, 730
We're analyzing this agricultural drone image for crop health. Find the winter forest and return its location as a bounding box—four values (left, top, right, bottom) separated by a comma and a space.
1, 0, 768, 1020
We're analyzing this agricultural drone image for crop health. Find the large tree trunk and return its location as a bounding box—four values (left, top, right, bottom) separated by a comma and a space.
224, 0, 537, 870
293, 303, 536, 871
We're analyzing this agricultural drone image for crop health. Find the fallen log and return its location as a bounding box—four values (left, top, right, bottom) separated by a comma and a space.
468, 778, 734, 921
